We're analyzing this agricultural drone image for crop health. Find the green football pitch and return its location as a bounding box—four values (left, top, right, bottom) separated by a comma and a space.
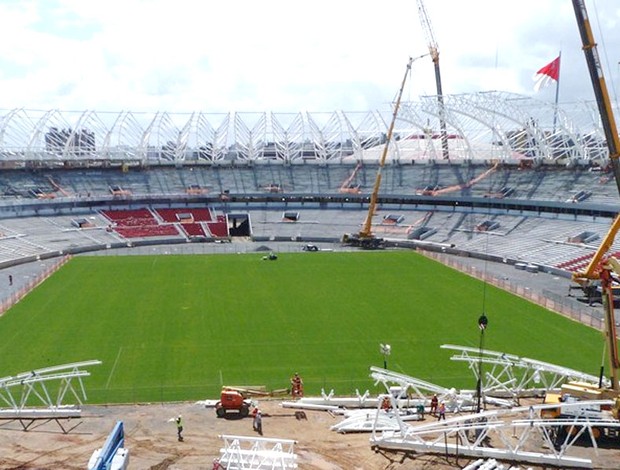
0, 251, 607, 404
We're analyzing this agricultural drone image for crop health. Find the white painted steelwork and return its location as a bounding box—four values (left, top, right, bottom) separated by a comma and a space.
370, 366, 513, 412
0, 360, 101, 432
441, 344, 609, 399
370, 401, 619, 468
0, 94, 614, 165
217, 435, 297, 469
330, 406, 422, 434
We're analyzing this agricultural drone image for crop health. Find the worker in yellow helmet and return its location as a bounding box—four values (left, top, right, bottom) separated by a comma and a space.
175, 415, 184, 441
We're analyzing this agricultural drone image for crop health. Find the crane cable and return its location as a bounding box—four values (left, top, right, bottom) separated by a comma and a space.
481, 231, 490, 316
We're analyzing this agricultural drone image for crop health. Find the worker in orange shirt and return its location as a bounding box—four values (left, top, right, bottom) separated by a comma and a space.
291, 372, 304, 398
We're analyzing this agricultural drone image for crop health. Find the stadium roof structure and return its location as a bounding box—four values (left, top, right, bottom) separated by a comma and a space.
0, 91, 613, 167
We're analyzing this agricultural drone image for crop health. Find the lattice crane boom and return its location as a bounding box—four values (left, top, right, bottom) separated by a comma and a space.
416, 0, 439, 64
358, 57, 413, 241
571, 0, 620, 391
416, 0, 449, 159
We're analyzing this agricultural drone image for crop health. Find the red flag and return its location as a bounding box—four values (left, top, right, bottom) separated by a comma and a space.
533, 56, 561, 91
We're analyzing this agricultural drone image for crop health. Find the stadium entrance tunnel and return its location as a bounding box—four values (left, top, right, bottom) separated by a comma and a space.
228, 213, 251, 237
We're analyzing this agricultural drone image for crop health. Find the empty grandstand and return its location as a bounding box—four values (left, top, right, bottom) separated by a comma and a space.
0, 93, 618, 297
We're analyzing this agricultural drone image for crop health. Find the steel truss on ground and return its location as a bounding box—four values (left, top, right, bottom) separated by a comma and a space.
216, 434, 297, 469
370, 400, 619, 468
441, 344, 609, 400
370, 366, 512, 412
0, 360, 101, 433
0, 93, 614, 166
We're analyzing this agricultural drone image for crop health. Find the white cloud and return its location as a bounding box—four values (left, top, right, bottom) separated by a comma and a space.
0, 0, 618, 113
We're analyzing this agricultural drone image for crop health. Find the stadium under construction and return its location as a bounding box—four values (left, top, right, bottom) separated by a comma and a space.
0, 91, 619, 468
0, 92, 618, 270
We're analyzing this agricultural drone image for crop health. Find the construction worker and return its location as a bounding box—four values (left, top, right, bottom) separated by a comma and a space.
290, 373, 303, 398
175, 415, 184, 441
381, 396, 392, 410
438, 402, 446, 421
252, 407, 259, 430
430, 394, 438, 416
253, 410, 263, 435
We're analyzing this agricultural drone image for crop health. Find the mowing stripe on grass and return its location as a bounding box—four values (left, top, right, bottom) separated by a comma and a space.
0, 251, 611, 404
106, 346, 123, 389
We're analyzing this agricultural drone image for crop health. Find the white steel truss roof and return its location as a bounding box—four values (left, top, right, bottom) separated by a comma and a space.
0, 92, 614, 166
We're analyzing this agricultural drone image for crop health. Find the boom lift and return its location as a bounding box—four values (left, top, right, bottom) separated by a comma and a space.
215, 388, 254, 418
569, 0, 620, 396
342, 57, 413, 248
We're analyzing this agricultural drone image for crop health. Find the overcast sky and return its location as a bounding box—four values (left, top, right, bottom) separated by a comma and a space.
0, 0, 618, 114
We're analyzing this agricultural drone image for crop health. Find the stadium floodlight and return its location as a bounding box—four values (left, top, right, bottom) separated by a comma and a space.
380, 343, 391, 369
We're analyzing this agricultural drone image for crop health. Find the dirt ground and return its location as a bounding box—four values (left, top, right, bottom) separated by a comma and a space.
0, 398, 619, 470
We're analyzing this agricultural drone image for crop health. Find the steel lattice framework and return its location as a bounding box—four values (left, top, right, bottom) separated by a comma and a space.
0, 92, 614, 166
216, 434, 298, 469
0, 360, 101, 433
440, 344, 610, 399
370, 399, 620, 469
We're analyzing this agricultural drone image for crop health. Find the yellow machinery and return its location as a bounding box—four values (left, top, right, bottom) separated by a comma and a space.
570, 0, 620, 394
342, 57, 413, 248
343, 2, 447, 248
523, 2, 620, 443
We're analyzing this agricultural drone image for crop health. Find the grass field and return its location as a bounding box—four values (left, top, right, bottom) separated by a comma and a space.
0, 250, 607, 404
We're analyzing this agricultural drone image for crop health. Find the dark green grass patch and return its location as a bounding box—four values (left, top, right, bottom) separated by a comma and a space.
0, 251, 607, 404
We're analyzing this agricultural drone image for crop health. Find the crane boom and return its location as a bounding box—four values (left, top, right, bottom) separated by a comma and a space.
572, 0, 620, 192
571, 0, 620, 391
416, 0, 449, 160
358, 57, 413, 240
416, 0, 438, 63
